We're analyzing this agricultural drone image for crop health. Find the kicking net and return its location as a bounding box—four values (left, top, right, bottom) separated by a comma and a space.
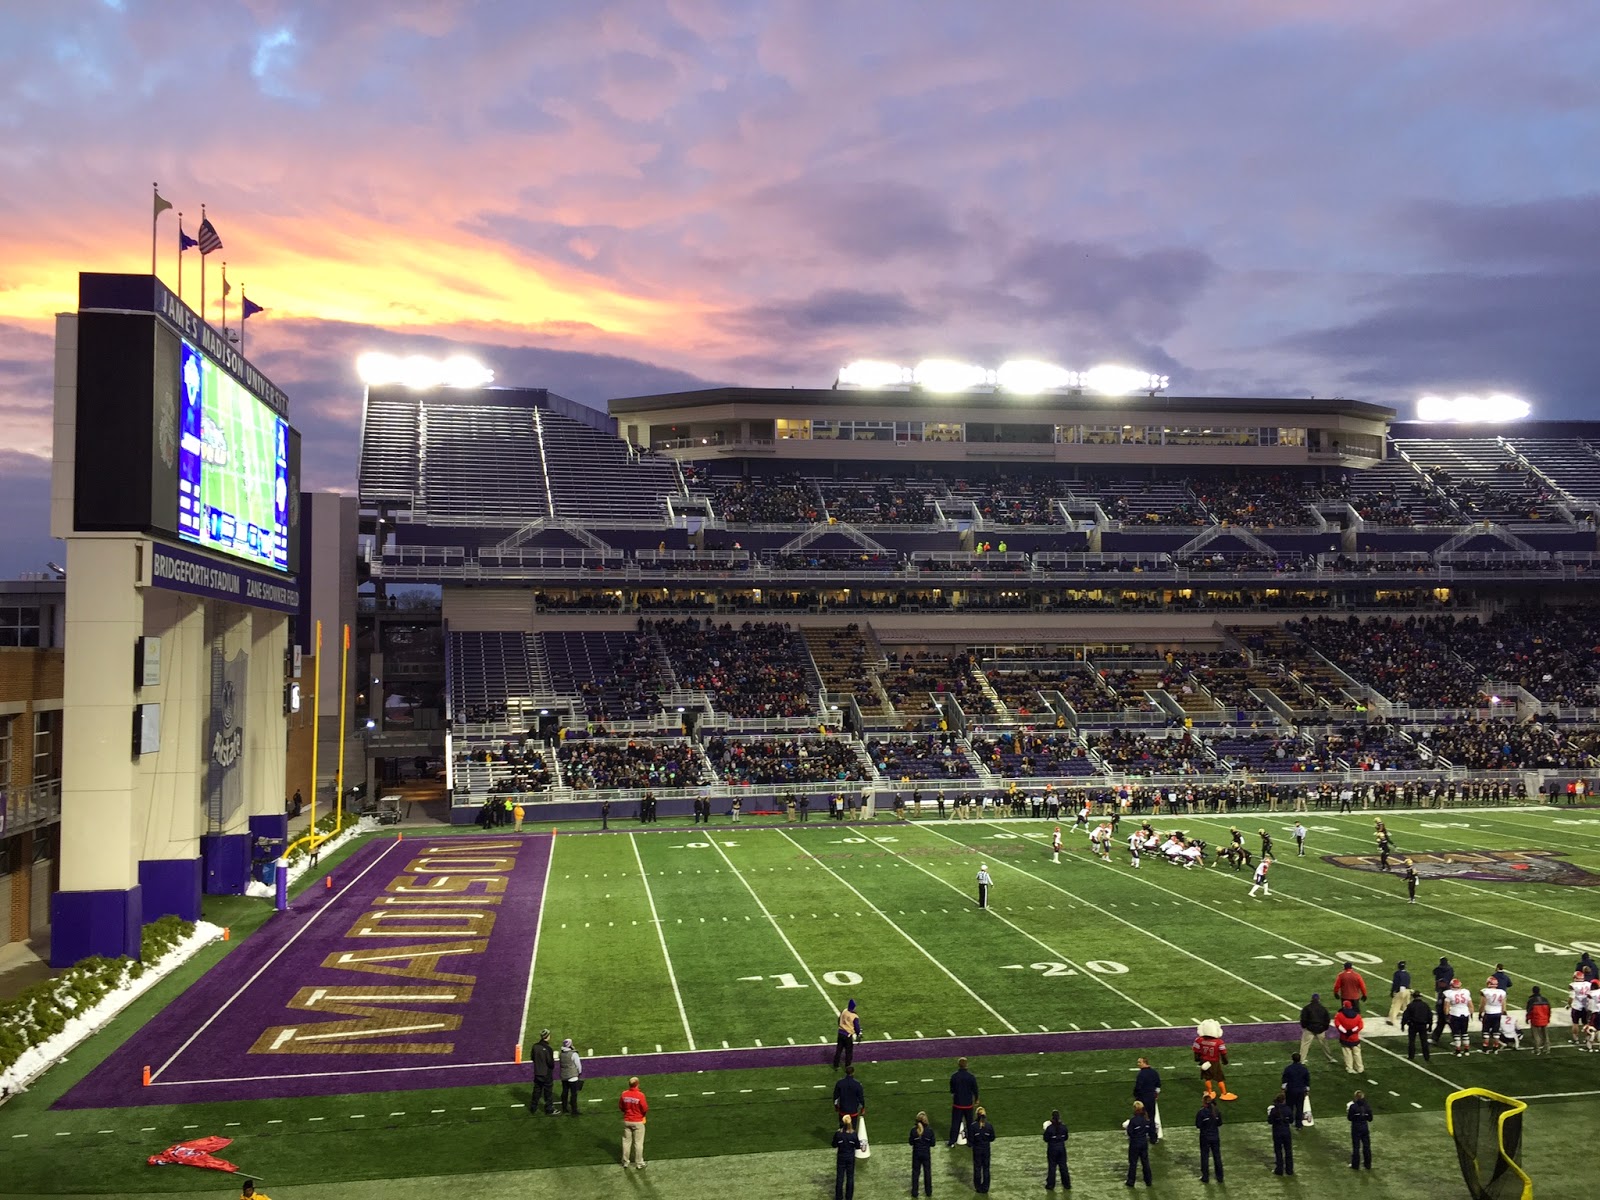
1444, 1088, 1531, 1200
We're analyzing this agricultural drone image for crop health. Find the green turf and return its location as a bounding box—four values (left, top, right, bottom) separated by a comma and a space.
5, 809, 1600, 1195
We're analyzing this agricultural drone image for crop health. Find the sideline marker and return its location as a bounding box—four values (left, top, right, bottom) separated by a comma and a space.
141, 1065, 151, 1087
514, 1043, 523, 1064
326, 874, 332, 890
222, 927, 230, 941
397, 831, 404, 841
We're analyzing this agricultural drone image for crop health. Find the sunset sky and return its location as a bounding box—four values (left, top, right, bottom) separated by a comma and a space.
2, 1, 1598, 574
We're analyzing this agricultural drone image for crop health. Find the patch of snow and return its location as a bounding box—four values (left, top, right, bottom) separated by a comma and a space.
0, 921, 224, 1098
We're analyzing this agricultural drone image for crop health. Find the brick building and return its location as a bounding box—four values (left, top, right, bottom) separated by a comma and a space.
0, 580, 65, 949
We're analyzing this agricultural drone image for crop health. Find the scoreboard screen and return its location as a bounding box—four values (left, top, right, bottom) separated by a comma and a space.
72, 276, 300, 575
177, 340, 291, 571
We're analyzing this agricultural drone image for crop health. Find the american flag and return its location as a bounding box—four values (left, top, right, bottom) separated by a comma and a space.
196, 217, 222, 255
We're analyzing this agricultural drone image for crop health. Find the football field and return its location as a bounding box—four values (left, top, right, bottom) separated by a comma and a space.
4, 807, 1599, 1197
532, 808, 1600, 1061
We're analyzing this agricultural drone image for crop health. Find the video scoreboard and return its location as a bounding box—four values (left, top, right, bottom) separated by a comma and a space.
73, 274, 301, 575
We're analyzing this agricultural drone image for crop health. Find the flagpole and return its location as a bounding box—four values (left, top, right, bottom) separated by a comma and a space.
239, 288, 246, 358
221, 262, 228, 336
151, 182, 160, 278
199, 204, 208, 328
177, 213, 184, 302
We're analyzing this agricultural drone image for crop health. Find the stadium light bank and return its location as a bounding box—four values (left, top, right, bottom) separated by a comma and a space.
357, 351, 495, 389
836, 359, 1169, 396
1416, 393, 1531, 423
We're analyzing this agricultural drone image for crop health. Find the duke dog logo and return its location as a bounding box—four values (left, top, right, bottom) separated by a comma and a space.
1326, 849, 1600, 888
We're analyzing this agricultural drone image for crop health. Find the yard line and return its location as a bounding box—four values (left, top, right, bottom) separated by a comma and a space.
630, 833, 695, 1050
965, 824, 1475, 1088
1099, 817, 1568, 990
706, 833, 839, 1016
776, 828, 1018, 1032
521, 832, 559, 1042
888, 824, 1167, 1024
1063, 836, 1469, 1090
1184, 817, 1568, 985
149, 837, 404, 1082
1335, 811, 1600, 927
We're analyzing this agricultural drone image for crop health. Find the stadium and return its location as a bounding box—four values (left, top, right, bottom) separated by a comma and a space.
6, 300, 1600, 1199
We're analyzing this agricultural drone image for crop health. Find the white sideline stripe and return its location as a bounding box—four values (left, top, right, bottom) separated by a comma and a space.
1520, 1089, 1600, 1100
151, 838, 404, 1082
890, 823, 1167, 1025
521, 833, 558, 1051
1189, 815, 1565, 990
706, 834, 839, 1017
148, 1058, 518, 1087
631, 833, 696, 1050
777, 828, 1018, 1033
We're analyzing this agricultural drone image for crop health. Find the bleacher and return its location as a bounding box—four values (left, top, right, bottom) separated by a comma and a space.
970, 730, 1097, 777
1339, 457, 1448, 525
542, 410, 682, 523
357, 395, 420, 506
448, 630, 540, 723
1508, 439, 1600, 510
420, 404, 548, 525
866, 734, 975, 780
1392, 439, 1558, 522
539, 630, 667, 719
802, 626, 885, 712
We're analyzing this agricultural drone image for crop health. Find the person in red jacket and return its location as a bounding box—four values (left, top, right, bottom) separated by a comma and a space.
619, 1076, 649, 1169
1333, 962, 1368, 1014
1334, 1002, 1365, 1074
1526, 986, 1552, 1055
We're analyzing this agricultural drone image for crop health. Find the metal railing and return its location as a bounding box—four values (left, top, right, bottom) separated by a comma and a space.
0, 779, 61, 836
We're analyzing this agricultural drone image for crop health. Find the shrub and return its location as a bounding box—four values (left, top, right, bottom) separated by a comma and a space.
0, 919, 196, 1076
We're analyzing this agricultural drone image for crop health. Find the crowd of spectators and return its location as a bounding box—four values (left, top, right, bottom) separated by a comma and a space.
970, 729, 1095, 777
653, 617, 816, 717
1181, 650, 1266, 711
707, 474, 820, 523
1425, 464, 1554, 521
1192, 471, 1317, 527
1436, 610, 1600, 705
460, 738, 553, 792
880, 651, 994, 715
581, 631, 670, 720
867, 732, 974, 779
1295, 615, 1487, 708
705, 735, 867, 785
1174, 552, 1315, 574
557, 738, 706, 790
1210, 732, 1328, 773
1417, 719, 1597, 771
1086, 728, 1217, 775
1321, 722, 1428, 771
765, 551, 900, 571
820, 481, 934, 524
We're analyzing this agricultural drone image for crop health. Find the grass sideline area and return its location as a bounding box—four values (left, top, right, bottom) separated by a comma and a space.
2, 808, 1598, 1195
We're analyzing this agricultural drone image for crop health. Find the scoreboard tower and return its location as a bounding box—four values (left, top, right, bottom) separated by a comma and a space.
47, 273, 304, 964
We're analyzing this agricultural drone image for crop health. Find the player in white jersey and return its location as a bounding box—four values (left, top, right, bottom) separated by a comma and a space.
1478, 978, 1507, 1052
1126, 830, 1142, 869
1570, 972, 1591, 1047
1051, 825, 1063, 865
1248, 854, 1272, 897
1444, 979, 1474, 1056
1089, 823, 1111, 861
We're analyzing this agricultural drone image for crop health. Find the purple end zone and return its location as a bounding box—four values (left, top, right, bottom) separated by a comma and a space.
57, 833, 553, 1109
